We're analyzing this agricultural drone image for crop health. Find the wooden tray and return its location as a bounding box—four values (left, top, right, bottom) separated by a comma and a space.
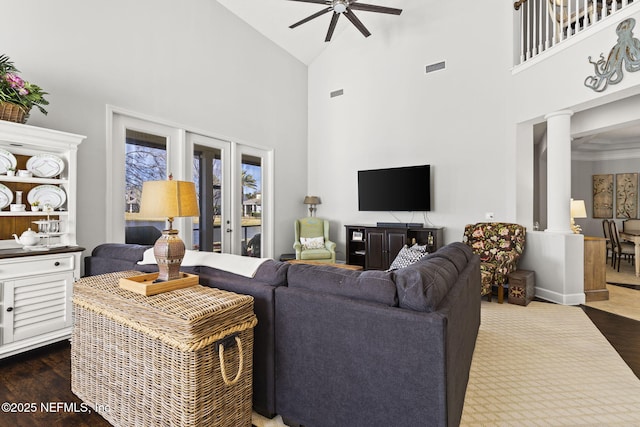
119, 272, 199, 296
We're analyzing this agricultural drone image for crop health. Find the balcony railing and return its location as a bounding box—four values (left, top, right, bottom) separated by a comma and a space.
515, 0, 635, 64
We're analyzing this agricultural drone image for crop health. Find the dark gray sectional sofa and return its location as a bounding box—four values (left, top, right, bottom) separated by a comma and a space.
83, 241, 481, 426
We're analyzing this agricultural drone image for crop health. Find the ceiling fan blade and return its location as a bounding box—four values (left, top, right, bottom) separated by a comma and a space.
344, 8, 371, 38
286, 0, 330, 4
350, 3, 402, 15
289, 6, 333, 29
325, 12, 340, 42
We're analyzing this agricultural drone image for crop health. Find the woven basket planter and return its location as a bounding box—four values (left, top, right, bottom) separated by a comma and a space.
0, 102, 29, 123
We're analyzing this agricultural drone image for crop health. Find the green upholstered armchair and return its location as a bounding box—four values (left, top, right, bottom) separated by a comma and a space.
294, 217, 336, 263
463, 222, 526, 303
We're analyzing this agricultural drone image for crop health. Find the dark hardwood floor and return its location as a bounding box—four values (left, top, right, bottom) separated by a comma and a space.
0, 305, 638, 426
581, 304, 640, 379
0, 341, 110, 426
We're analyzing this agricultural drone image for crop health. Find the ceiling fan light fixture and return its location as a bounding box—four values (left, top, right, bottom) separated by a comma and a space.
287, 0, 402, 41
333, 0, 348, 14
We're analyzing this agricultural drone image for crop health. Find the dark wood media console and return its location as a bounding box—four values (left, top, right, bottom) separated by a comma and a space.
345, 224, 444, 270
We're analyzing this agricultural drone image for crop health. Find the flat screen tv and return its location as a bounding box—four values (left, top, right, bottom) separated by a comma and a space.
358, 165, 431, 211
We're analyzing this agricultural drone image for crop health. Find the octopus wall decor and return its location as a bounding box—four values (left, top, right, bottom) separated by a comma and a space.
584, 18, 640, 92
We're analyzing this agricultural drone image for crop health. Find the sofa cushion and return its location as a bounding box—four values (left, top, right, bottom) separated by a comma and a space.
300, 248, 332, 260
91, 243, 151, 262
287, 264, 398, 306
395, 251, 461, 312
428, 242, 475, 273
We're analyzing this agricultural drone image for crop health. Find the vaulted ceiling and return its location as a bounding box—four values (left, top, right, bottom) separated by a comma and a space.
218, 1, 640, 156
217, 0, 408, 65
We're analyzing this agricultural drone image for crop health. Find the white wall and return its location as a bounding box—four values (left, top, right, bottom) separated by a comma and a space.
307, 1, 515, 259
1, 0, 308, 258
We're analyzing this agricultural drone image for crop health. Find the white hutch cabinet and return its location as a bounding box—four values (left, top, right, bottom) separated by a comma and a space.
0, 121, 85, 358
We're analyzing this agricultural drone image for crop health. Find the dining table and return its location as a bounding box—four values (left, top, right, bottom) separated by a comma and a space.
619, 230, 640, 276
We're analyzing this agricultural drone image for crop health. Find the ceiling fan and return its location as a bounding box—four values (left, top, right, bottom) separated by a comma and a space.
288, 0, 402, 42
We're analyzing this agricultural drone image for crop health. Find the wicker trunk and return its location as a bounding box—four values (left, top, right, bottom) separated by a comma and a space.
71, 271, 257, 427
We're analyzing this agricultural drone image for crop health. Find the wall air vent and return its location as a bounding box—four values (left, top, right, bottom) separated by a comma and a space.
425, 61, 446, 74
330, 89, 344, 98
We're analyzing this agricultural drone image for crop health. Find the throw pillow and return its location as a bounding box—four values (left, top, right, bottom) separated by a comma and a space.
410, 243, 428, 253
300, 236, 325, 250
387, 245, 428, 271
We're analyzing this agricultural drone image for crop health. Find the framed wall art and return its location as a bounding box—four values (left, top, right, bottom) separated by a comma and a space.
616, 173, 638, 218
592, 174, 613, 218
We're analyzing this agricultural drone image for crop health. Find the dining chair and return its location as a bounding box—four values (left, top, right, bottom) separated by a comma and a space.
602, 219, 612, 263
608, 220, 635, 272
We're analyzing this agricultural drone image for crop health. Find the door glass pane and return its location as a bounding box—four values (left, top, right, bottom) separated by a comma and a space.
241, 154, 262, 257
194, 145, 223, 252
125, 130, 167, 244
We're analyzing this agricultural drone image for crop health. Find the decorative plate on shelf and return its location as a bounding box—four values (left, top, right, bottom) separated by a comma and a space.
27, 185, 66, 209
26, 153, 65, 178
0, 148, 17, 174
0, 183, 13, 209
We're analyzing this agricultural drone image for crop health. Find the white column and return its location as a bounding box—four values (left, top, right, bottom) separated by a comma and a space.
545, 110, 573, 234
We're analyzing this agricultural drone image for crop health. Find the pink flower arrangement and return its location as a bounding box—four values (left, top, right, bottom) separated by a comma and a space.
0, 54, 49, 115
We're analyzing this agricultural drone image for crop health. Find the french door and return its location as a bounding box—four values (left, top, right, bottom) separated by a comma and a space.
109, 110, 272, 258
188, 134, 271, 258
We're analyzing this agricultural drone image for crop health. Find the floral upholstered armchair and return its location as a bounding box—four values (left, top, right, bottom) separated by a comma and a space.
463, 222, 526, 303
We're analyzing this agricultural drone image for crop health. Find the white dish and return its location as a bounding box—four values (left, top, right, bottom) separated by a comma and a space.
27, 185, 66, 209
0, 183, 13, 209
0, 148, 17, 175
27, 153, 65, 178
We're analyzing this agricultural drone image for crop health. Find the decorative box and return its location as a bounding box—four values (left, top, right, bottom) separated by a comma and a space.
508, 269, 535, 306
71, 271, 257, 427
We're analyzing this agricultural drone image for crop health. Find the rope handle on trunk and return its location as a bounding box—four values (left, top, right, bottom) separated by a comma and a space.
218, 336, 244, 386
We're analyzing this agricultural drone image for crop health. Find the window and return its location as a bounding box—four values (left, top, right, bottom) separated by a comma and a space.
109, 108, 273, 258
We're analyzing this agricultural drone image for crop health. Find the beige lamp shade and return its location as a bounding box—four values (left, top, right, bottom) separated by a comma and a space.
303, 196, 321, 217
570, 200, 587, 219
570, 199, 587, 234
303, 196, 321, 205
138, 179, 199, 282
139, 180, 199, 225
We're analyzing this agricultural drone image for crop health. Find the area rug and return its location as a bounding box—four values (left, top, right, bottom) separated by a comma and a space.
254, 300, 640, 426
460, 300, 640, 426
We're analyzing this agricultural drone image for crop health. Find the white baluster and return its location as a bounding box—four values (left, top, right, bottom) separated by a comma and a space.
531, 2, 540, 56
519, 1, 526, 64
551, 1, 558, 45
520, 2, 525, 64
527, 0, 532, 60
539, 0, 545, 54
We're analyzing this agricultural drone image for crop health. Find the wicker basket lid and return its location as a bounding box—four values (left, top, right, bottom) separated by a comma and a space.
73, 271, 257, 351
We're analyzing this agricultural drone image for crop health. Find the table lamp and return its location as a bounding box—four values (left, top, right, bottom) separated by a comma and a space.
303, 196, 321, 217
570, 199, 587, 234
139, 176, 199, 282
